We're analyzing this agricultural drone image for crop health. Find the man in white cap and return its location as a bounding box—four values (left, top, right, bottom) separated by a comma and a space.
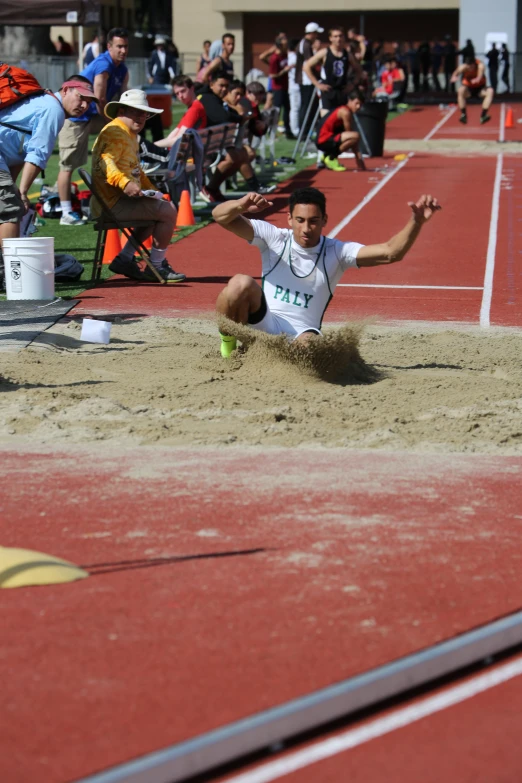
295, 22, 324, 133
148, 36, 177, 85
91, 89, 186, 283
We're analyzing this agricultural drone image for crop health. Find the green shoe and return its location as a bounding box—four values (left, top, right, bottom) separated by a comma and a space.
324, 155, 346, 172
220, 333, 237, 358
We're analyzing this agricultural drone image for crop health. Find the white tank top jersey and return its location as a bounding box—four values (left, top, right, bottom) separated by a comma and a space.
249, 219, 364, 332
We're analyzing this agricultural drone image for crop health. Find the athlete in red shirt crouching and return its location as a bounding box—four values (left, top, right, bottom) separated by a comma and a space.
316, 89, 366, 172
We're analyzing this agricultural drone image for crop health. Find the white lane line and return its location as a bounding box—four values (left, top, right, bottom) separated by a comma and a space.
480, 153, 503, 327
423, 106, 457, 141
224, 655, 522, 783
338, 284, 483, 290
327, 154, 413, 239
499, 103, 506, 143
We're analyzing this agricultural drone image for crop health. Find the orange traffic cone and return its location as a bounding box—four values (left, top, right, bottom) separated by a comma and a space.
505, 107, 515, 129
143, 235, 153, 250
176, 190, 195, 227
102, 229, 121, 264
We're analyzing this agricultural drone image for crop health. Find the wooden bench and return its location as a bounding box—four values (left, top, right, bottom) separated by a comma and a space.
149, 122, 239, 204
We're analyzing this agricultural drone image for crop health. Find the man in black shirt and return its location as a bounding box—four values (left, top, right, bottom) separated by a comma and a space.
304, 26, 361, 112
199, 33, 235, 83
443, 35, 457, 92
486, 43, 500, 91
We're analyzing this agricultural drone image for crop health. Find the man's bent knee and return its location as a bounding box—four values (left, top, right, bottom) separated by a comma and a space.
227, 274, 257, 297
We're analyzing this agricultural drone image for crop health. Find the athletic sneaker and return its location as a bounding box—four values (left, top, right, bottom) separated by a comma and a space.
324, 156, 346, 172
480, 114, 491, 125
142, 261, 186, 284
60, 210, 86, 226
108, 255, 148, 281
459, 113, 467, 124
220, 333, 237, 358
199, 186, 226, 203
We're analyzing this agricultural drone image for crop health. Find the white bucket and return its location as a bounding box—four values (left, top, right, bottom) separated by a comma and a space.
3, 237, 55, 300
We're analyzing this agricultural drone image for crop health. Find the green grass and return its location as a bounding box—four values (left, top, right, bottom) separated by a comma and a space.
9, 103, 402, 301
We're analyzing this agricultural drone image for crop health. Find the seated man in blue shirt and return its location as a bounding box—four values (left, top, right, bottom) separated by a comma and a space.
57, 27, 129, 226
0, 76, 95, 244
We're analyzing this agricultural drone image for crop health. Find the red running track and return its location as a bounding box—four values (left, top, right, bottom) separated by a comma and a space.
386, 103, 522, 142
73, 154, 522, 328
221, 655, 522, 783
2, 444, 522, 782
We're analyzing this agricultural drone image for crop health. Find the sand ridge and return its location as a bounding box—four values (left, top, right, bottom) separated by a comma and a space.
1, 315, 521, 453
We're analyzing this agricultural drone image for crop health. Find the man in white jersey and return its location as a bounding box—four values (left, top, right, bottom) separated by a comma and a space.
213, 187, 440, 357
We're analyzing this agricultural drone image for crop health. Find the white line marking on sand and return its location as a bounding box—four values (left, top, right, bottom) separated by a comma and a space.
328, 154, 413, 239
224, 655, 522, 783
480, 153, 503, 327
423, 106, 457, 141
338, 284, 483, 290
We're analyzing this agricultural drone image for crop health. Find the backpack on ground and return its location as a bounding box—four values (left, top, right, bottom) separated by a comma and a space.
0, 62, 44, 110
54, 254, 84, 282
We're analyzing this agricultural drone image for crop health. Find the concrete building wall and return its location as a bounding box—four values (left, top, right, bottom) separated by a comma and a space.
173, 0, 458, 78
214, 0, 457, 12
459, 0, 516, 52
460, 0, 519, 88
173, 0, 244, 77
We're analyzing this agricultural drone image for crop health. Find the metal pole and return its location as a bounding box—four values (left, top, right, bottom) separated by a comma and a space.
299, 104, 321, 159
353, 111, 372, 157
290, 88, 316, 161
78, 25, 84, 70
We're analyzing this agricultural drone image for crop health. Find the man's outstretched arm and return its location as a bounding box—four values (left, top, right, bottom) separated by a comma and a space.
212, 193, 273, 241
356, 194, 441, 267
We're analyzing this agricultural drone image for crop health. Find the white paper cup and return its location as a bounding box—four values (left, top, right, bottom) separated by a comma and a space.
80, 318, 112, 344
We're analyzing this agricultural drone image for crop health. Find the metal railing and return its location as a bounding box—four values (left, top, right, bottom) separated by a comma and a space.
6, 56, 150, 91
7, 51, 518, 95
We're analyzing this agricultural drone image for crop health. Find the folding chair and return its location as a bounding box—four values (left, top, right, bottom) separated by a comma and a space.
257, 108, 279, 166
78, 168, 164, 284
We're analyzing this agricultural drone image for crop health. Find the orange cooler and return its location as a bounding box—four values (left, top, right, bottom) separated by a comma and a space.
144, 87, 173, 128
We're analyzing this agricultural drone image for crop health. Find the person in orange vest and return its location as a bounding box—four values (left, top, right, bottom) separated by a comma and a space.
451, 55, 494, 125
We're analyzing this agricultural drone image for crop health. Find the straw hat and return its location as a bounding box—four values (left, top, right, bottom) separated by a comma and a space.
104, 89, 163, 120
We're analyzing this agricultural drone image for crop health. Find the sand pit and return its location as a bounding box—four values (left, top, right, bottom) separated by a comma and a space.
1, 315, 521, 454
385, 138, 522, 156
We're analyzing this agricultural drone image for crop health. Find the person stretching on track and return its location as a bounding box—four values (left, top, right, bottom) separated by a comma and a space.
316, 89, 366, 172
213, 187, 441, 357
452, 55, 494, 125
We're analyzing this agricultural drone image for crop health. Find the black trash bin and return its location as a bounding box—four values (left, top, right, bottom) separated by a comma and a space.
354, 101, 388, 157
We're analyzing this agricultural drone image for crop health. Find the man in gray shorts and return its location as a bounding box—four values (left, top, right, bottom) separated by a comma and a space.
57, 27, 129, 226
0, 76, 95, 244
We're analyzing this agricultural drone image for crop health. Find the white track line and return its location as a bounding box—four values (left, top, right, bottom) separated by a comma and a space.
480, 153, 503, 327
499, 103, 506, 143
423, 106, 457, 141
224, 655, 522, 783
337, 284, 483, 290
327, 154, 413, 239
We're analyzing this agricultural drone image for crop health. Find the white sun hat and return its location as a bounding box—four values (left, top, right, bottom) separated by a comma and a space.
104, 89, 164, 120
305, 22, 324, 33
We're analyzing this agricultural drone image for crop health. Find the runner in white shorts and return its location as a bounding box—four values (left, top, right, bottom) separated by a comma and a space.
213, 187, 440, 357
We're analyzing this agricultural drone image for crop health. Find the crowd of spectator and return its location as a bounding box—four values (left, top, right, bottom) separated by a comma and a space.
0, 23, 513, 287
